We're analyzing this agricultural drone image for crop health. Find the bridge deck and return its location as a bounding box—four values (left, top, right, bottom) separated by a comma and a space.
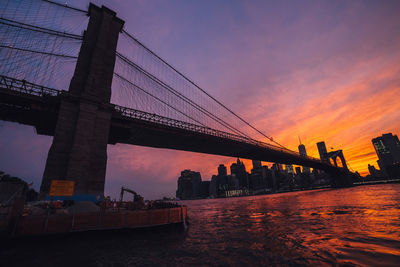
0, 75, 341, 173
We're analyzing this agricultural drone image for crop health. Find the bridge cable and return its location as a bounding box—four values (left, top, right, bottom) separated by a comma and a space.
0, 45, 78, 59
116, 52, 253, 139
121, 29, 288, 149
0, 18, 83, 40
42, 0, 88, 14
114, 72, 210, 128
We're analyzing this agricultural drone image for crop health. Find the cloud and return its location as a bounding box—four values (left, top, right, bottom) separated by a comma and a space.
1, 0, 400, 198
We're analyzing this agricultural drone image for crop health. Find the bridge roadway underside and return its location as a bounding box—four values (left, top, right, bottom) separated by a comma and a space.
0, 89, 340, 173
110, 115, 340, 173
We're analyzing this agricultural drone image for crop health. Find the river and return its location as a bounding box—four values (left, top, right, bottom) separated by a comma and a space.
2, 184, 400, 266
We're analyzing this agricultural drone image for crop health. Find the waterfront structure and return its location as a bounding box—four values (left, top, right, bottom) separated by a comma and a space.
0, 174, 29, 203
285, 165, 295, 176
372, 133, 400, 177
317, 142, 328, 162
176, 170, 202, 199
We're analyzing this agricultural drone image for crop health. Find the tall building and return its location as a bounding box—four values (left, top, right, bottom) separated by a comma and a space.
227, 175, 239, 189
317, 141, 328, 162
298, 144, 307, 156
200, 181, 210, 198
249, 171, 264, 190
252, 160, 262, 169
368, 164, 380, 178
298, 144, 311, 173
218, 164, 227, 176
209, 175, 218, 197
372, 133, 400, 177
250, 165, 269, 190
176, 170, 202, 199
230, 158, 248, 188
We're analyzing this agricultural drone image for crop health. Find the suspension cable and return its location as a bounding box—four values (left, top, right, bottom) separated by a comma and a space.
0, 45, 78, 59
121, 29, 288, 149
42, 0, 88, 14
0, 18, 83, 40
114, 72, 209, 128
116, 52, 252, 139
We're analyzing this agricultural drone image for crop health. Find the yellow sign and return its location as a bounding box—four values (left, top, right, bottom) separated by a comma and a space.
49, 180, 75, 196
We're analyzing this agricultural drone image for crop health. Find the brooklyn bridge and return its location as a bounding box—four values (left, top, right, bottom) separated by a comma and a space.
0, 0, 351, 199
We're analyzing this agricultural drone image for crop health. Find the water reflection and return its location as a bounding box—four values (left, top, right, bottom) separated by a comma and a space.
1, 184, 400, 266
183, 184, 400, 266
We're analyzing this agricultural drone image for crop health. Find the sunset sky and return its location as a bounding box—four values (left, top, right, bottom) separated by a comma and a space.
1, 0, 400, 199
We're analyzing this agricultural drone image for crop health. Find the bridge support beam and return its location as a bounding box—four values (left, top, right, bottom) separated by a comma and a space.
40, 4, 124, 199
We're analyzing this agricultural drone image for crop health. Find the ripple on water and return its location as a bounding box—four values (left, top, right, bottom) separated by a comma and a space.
1, 184, 400, 266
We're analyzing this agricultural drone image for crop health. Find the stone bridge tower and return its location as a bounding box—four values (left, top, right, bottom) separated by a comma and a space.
40, 4, 124, 200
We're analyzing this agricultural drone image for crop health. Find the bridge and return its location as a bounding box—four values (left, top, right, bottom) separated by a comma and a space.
0, 0, 350, 199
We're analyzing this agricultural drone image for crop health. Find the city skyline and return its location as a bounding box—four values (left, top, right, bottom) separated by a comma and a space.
0, 0, 400, 199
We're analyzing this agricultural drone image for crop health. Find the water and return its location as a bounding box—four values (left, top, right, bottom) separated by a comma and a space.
2, 184, 400, 266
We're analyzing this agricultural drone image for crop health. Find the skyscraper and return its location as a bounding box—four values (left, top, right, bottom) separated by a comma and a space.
218, 164, 227, 176
372, 133, 400, 177
317, 141, 328, 162
252, 160, 262, 169
176, 170, 202, 199
230, 159, 248, 188
298, 144, 306, 156
298, 143, 311, 173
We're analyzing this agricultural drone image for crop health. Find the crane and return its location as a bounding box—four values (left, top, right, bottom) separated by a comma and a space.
119, 186, 139, 203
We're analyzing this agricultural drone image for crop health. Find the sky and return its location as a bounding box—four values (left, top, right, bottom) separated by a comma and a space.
1, 0, 400, 199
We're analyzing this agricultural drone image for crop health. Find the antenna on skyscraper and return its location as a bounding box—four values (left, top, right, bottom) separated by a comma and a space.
298, 135, 302, 145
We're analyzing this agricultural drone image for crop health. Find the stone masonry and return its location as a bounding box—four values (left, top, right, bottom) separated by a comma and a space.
40, 4, 124, 198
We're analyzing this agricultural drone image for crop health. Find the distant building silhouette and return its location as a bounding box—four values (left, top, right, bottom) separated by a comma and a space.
285, 164, 295, 176
298, 143, 310, 173
230, 159, 248, 188
372, 133, 400, 178
249, 164, 271, 191
218, 164, 227, 176
298, 144, 306, 156
200, 181, 210, 198
317, 141, 328, 162
176, 170, 202, 199
252, 160, 262, 169
209, 175, 218, 197
368, 164, 381, 179
227, 175, 239, 189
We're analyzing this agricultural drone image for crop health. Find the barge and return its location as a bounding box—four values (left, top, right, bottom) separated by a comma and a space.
1, 201, 188, 237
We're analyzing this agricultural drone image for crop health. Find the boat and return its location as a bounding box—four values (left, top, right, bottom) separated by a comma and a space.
1, 199, 188, 237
